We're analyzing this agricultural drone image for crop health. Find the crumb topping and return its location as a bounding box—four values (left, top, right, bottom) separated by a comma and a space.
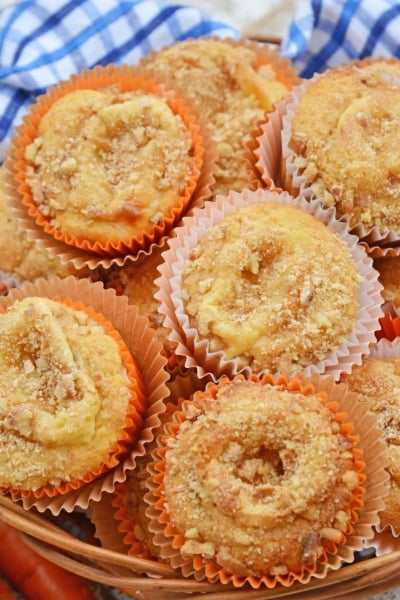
25, 89, 195, 244
163, 381, 357, 576
0, 297, 131, 490
181, 202, 360, 373
289, 60, 400, 232
146, 39, 289, 194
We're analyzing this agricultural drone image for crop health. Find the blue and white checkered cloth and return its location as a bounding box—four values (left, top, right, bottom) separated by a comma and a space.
281, 0, 400, 78
0, 0, 238, 161
2, 0, 400, 163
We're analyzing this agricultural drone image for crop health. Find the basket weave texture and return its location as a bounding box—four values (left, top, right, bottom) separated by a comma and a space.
0, 493, 400, 600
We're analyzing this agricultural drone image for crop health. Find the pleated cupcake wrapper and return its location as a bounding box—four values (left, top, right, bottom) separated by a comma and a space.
94, 370, 216, 565
279, 72, 400, 248
144, 371, 388, 589
250, 94, 288, 191
0, 275, 170, 516
155, 187, 384, 382
165, 365, 212, 404
111, 475, 156, 562
90, 491, 138, 578
4, 63, 212, 270
91, 399, 180, 570
359, 243, 400, 259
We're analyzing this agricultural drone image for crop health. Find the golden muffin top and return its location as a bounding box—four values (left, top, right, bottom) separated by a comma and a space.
181, 201, 360, 373
0, 296, 133, 490
163, 379, 358, 576
25, 88, 195, 244
287, 59, 400, 232
145, 38, 291, 194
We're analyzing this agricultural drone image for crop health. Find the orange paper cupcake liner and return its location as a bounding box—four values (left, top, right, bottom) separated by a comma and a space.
111, 475, 156, 562
4, 63, 207, 268
145, 372, 388, 589
93, 398, 182, 565
3, 296, 147, 502
156, 188, 384, 382
0, 276, 170, 515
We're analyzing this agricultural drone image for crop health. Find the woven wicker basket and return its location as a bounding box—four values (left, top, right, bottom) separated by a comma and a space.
0, 493, 399, 600
0, 28, 398, 600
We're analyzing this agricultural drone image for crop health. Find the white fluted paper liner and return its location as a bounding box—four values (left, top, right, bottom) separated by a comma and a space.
155, 188, 384, 382
0, 276, 170, 515
280, 75, 400, 247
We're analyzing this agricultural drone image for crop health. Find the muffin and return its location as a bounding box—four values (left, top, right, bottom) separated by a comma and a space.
0, 295, 146, 498
143, 37, 298, 195
147, 373, 383, 588
281, 58, 400, 239
177, 200, 360, 374
0, 166, 93, 285
340, 353, 400, 532
7, 65, 204, 259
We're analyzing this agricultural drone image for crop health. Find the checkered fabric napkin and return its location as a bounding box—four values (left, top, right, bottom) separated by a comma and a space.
0, 0, 238, 161
281, 0, 400, 78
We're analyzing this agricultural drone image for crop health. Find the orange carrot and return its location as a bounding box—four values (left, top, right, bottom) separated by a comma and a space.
0, 519, 96, 600
0, 575, 18, 600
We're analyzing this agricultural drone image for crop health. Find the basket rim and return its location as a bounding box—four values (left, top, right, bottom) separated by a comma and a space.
1, 494, 400, 600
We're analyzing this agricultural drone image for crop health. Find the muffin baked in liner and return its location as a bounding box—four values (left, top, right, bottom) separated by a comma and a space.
0, 275, 169, 515
144, 372, 387, 589
4, 63, 211, 271
0, 295, 146, 498
156, 188, 384, 382
139, 35, 300, 198
278, 58, 400, 248
341, 336, 400, 538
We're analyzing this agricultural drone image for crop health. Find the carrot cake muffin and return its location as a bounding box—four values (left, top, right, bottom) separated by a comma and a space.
180, 201, 360, 373
0, 296, 143, 493
341, 357, 400, 531
0, 167, 91, 284
154, 378, 362, 579
24, 87, 197, 246
143, 38, 294, 195
283, 58, 400, 234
